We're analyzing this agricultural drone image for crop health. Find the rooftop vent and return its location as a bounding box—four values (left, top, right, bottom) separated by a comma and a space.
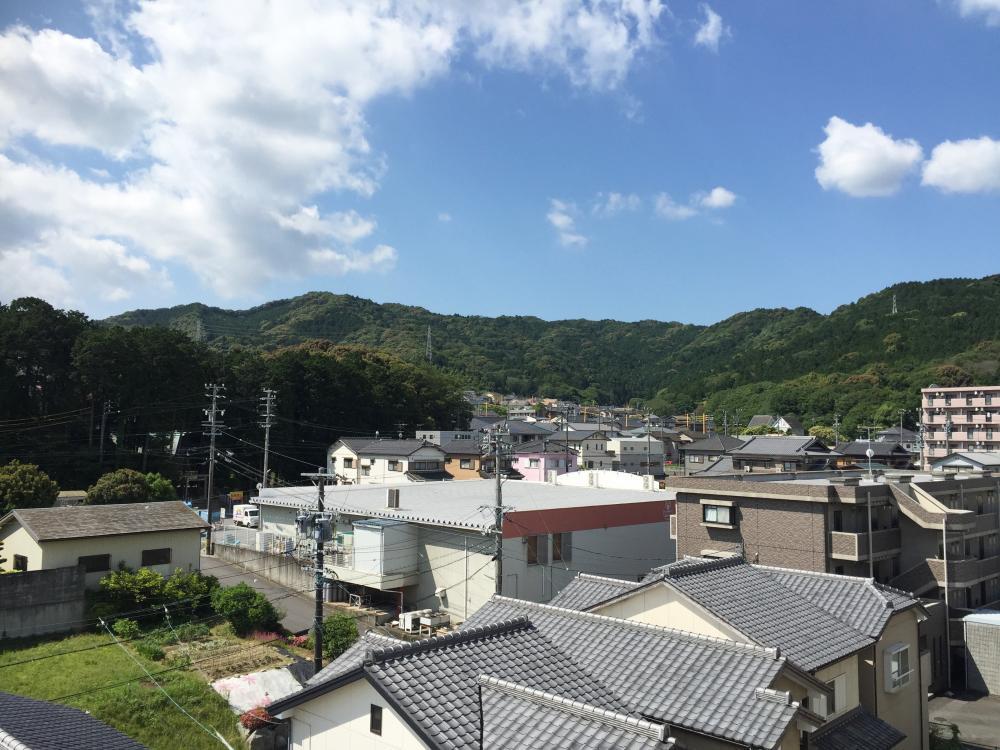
887, 475, 912, 485
386, 488, 400, 509
830, 477, 861, 487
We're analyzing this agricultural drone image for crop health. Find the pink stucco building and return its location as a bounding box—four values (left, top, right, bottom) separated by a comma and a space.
510, 439, 578, 482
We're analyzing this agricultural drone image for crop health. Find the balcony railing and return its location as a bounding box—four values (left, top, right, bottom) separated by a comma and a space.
829, 529, 902, 561
926, 555, 1000, 585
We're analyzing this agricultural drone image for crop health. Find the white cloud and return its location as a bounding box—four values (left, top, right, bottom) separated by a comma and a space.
922, 136, 1000, 193
693, 4, 729, 52
0, 0, 662, 311
593, 191, 641, 216
547, 199, 588, 246
654, 193, 698, 220
697, 186, 737, 208
438, 212, 452, 222
814, 116, 923, 197
954, 0, 1000, 26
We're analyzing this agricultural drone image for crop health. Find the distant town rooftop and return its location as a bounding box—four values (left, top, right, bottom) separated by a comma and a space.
254, 480, 667, 531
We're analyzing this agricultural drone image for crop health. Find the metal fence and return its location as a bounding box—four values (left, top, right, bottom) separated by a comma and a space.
215, 526, 294, 554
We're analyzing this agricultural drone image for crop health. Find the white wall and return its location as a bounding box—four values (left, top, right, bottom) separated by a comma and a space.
285, 677, 428, 750
592, 582, 747, 641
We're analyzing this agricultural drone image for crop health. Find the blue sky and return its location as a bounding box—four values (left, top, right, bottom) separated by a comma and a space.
0, 1, 998, 325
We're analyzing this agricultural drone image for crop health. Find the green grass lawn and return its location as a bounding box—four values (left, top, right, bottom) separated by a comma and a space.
0, 632, 246, 750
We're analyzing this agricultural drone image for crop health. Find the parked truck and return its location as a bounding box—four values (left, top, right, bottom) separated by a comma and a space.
232, 504, 259, 528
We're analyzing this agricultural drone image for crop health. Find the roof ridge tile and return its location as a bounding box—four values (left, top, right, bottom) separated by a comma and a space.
664, 554, 744, 577
489, 596, 782, 660
366, 617, 532, 664
477, 674, 668, 742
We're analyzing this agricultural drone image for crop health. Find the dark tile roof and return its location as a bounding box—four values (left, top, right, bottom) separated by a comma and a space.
479, 676, 671, 750
653, 557, 876, 670
810, 706, 905, 750
336, 438, 445, 457
731, 435, 834, 458
3, 501, 208, 542
464, 598, 802, 748
305, 631, 403, 687
680, 434, 746, 453
438, 439, 482, 455
404, 470, 452, 482
835, 441, 911, 458
747, 414, 776, 428
511, 439, 573, 454
368, 619, 629, 750
548, 573, 643, 610
779, 415, 805, 435
0, 691, 149, 750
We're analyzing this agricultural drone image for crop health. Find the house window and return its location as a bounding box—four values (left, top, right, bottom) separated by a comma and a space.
885, 643, 912, 692
824, 674, 847, 716
13, 554, 28, 572
370, 705, 383, 735
525, 535, 548, 565
361, 465, 371, 476
552, 532, 572, 562
702, 504, 734, 525
141, 548, 171, 566
343, 457, 354, 468
460, 459, 472, 469
782, 462, 795, 471
78, 553, 111, 573
528, 458, 540, 468
388, 460, 401, 472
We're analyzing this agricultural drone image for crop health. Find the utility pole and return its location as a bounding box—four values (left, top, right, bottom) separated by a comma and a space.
203, 384, 225, 551
301, 470, 331, 673
482, 424, 511, 595
898, 409, 906, 442
259, 388, 277, 488
98, 400, 113, 466
646, 412, 652, 476
564, 406, 571, 473
833, 413, 841, 446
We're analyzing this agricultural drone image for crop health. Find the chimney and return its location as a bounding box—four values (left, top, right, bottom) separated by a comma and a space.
386, 488, 400, 509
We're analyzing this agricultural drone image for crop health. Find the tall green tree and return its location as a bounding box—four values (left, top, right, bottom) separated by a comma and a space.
0, 460, 59, 515
87, 469, 156, 505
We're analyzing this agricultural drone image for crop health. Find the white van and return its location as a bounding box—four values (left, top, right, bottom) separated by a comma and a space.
233, 504, 259, 528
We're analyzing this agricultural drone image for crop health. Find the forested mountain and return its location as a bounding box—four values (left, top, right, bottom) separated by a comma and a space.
106, 275, 1000, 436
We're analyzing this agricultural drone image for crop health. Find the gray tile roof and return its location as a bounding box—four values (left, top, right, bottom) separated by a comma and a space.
548, 573, 643, 610
336, 438, 445, 457
511, 439, 573, 454
305, 631, 403, 687
0, 691, 149, 750
756, 566, 919, 639
479, 676, 672, 750
731, 435, 833, 457
810, 706, 905, 750
654, 557, 875, 670
680, 434, 746, 453
836, 441, 910, 458
3, 501, 208, 542
747, 414, 776, 428
464, 597, 804, 748
366, 619, 629, 750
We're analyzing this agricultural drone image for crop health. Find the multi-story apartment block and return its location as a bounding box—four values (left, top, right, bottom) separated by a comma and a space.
665, 470, 1000, 689
922, 385, 1000, 468
607, 436, 666, 475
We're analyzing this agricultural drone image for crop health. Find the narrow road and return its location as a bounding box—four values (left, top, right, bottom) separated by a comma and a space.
200, 553, 320, 634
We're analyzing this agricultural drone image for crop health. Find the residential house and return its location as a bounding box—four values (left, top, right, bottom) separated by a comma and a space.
560, 429, 613, 470
665, 470, 1000, 689
835, 441, 915, 470
439, 438, 485, 480
469, 417, 553, 444
930, 452, 1000, 473
0, 501, 207, 587
679, 434, 746, 470
607, 436, 666, 475
415, 429, 476, 445
922, 385, 1000, 468
0, 691, 149, 749
729, 435, 837, 472
328, 438, 449, 485
251, 480, 675, 623
747, 414, 805, 436
549, 556, 928, 750
509, 439, 577, 481
878, 426, 920, 455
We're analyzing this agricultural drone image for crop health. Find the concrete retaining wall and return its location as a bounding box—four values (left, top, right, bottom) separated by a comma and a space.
212, 544, 314, 593
0, 566, 86, 640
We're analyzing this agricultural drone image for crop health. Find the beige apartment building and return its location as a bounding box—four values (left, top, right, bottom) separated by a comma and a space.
922, 385, 1000, 468
665, 470, 1000, 689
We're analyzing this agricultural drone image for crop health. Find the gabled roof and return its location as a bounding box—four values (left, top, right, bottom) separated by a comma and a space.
548, 573, 643, 610
777, 415, 804, 435
731, 435, 834, 458
931, 451, 1000, 469
597, 557, 903, 671
334, 438, 445, 457
876, 426, 918, 441
0, 691, 148, 750
1, 501, 208, 543
464, 597, 811, 748
835, 441, 911, 458
438, 439, 482, 456
747, 414, 776, 428
679, 434, 746, 453
479, 676, 673, 750
810, 706, 904, 750
512, 439, 573, 455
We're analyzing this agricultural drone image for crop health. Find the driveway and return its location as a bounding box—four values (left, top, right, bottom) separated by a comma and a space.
930, 692, 1000, 748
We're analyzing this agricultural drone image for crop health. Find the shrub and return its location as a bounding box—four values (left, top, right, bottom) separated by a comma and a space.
211, 583, 280, 636
321, 613, 358, 659
240, 707, 273, 733
163, 569, 219, 614
86, 469, 153, 505
113, 618, 141, 640
249, 631, 282, 644
285, 634, 308, 648
100, 567, 165, 608
135, 639, 165, 661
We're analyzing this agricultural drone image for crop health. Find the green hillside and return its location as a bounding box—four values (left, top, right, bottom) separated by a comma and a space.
105, 275, 1000, 434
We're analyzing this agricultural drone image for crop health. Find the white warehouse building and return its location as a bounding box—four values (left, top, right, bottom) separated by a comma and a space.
252, 480, 676, 623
